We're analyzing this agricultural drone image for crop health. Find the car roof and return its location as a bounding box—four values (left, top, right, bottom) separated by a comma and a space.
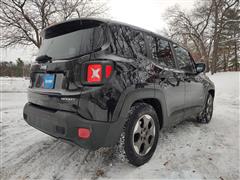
43, 17, 174, 44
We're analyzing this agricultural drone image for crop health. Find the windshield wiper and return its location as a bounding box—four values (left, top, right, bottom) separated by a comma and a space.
36, 55, 52, 63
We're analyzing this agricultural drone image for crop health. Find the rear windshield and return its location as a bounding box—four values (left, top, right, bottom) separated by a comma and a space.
38, 20, 108, 60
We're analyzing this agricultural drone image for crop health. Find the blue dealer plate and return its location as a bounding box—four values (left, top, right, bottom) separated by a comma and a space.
43, 74, 55, 89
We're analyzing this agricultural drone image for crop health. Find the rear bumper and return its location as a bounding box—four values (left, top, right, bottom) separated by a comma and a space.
23, 103, 124, 150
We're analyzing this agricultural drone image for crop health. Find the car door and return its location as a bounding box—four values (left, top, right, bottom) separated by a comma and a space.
172, 44, 205, 119
146, 36, 185, 126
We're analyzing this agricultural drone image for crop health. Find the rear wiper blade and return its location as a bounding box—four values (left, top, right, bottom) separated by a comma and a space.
36, 55, 52, 63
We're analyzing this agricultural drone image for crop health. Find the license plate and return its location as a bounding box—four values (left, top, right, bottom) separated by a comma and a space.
43, 74, 55, 89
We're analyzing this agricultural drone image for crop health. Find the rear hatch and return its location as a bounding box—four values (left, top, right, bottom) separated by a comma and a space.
28, 19, 109, 112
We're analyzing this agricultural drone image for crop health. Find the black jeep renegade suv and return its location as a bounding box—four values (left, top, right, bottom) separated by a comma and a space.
23, 18, 215, 166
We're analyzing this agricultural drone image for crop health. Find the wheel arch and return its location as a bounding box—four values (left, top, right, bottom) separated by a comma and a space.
132, 98, 164, 129
208, 89, 215, 98
113, 88, 167, 131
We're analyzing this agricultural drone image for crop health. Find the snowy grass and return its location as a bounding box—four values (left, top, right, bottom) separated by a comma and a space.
1, 72, 239, 180
0, 77, 29, 92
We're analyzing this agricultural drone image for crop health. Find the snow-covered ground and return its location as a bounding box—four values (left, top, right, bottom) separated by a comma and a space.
1, 72, 239, 180
0, 77, 29, 93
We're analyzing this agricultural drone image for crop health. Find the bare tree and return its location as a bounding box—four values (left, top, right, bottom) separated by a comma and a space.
211, 0, 239, 73
164, 2, 213, 71
218, 5, 240, 71
164, 0, 239, 73
0, 0, 108, 48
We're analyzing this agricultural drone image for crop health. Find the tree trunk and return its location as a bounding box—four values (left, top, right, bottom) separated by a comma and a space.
199, 40, 210, 72
211, 0, 219, 74
234, 40, 238, 71
223, 49, 227, 71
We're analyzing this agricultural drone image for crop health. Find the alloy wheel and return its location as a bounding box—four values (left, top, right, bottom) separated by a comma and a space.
132, 114, 156, 156
206, 95, 213, 121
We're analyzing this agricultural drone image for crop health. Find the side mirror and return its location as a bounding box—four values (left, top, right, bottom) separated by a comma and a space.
195, 63, 205, 73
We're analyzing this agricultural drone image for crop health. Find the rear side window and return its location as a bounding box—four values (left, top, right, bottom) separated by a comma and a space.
109, 25, 148, 59
130, 30, 147, 57
173, 44, 195, 73
147, 35, 176, 68
109, 25, 135, 58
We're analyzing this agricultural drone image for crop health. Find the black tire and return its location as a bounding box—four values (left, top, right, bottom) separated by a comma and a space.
197, 93, 214, 123
122, 103, 160, 166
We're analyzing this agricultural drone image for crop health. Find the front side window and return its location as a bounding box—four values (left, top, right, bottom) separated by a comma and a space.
173, 44, 195, 73
147, 35, 175, 68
